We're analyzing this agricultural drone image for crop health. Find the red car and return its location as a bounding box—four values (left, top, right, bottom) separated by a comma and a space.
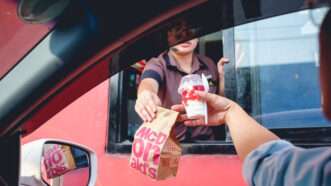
1, 0, 331, 185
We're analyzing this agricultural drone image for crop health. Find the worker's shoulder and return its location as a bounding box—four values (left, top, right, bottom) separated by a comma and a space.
146, 53, 167, 66
196, 54, 217, 68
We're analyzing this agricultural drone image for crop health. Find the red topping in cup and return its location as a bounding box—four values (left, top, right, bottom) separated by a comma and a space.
181, 85, 205, 105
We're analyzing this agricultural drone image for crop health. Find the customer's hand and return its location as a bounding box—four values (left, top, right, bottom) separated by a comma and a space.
135, 90, 161, 122
171, 91, 235, 126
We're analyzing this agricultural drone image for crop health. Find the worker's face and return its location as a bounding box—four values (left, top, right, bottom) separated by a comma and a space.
171, 38, 198, 55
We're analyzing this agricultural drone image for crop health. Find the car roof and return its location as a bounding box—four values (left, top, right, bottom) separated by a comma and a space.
0, 0, 328, 137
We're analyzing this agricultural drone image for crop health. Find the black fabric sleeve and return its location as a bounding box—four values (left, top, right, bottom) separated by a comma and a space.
141, 70, 163, 85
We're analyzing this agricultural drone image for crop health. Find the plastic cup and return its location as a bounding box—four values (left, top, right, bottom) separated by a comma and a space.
178, 74, 208, 122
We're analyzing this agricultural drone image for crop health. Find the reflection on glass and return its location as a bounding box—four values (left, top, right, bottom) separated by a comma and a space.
41, 143, 89, 186
234, 7, 331, 129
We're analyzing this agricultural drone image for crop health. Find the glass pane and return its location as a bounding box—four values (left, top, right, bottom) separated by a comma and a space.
234, 8, 331, 129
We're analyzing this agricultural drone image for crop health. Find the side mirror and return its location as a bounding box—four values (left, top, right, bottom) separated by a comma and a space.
17, 0, 70, 24
20, 139, 97, 186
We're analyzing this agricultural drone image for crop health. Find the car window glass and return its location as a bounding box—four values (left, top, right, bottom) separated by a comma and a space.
234, 7, 331, 129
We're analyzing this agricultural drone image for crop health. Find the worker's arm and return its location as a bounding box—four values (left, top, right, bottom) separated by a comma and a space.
217, 58, 229, 96
135, 78, 161, 122
135, 58, 165, 122
218, 74, 225, 96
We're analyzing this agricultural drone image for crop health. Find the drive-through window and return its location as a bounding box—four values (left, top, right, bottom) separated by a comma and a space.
108, 7, 331, 154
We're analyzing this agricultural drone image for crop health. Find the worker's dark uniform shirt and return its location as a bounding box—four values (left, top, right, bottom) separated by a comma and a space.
141, 51, 219, 141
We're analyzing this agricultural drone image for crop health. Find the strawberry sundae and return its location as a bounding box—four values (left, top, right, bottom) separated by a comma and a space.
178, 74, 209, 123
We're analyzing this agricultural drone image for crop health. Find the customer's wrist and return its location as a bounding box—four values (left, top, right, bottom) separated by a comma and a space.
224, 102, 242, 126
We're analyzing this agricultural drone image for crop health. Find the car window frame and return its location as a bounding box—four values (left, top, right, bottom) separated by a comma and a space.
107, 6, 331, 154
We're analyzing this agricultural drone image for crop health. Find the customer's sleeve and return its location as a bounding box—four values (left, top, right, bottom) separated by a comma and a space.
141, 58, 165, 85
243, 140, 331, 186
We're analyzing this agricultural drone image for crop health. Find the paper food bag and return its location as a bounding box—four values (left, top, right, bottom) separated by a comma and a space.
130, 107, 182, 180
43, 144, 76, 179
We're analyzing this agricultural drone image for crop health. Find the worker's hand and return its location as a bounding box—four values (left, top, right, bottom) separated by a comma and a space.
217, 57, 229, 76
135, 90, 161, 122
171, 91, 235, 126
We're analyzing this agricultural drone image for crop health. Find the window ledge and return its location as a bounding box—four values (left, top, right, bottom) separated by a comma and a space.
107, 141, 237, 154
107, 141, 331, 154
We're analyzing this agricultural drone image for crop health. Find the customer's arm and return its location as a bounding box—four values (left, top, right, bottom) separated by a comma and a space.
172, 91, 279, 160
173, 91, 331, 186
223, 102, 279, 160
